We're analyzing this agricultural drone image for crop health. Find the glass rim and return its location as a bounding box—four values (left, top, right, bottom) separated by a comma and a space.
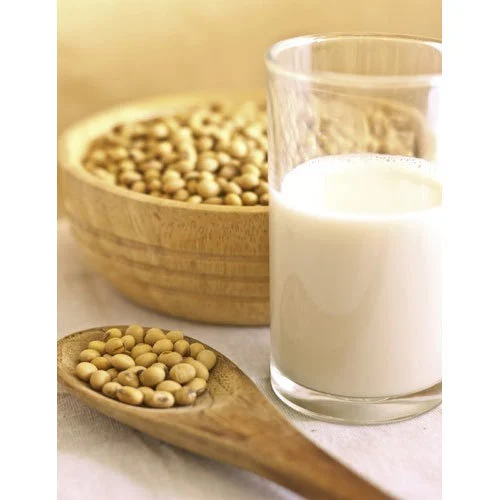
265, 33, 442, 88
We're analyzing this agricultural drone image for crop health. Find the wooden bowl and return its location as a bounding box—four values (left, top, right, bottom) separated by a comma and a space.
59, 90, 434, 326
59, 91, 270, 326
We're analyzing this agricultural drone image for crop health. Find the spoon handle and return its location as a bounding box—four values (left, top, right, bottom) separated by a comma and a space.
243, 425, 392, 500
174, 393, 393, 500
57, 328, 392, 499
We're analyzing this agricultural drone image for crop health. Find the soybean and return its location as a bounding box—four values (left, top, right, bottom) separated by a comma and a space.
169, 363, 196, 384
76, 362, 97, 381
116, 370, 140, 388
189, 342, 205, 358
138, 386, 155, 398
166, 330, 184, 343
105, 338, 125, 355
79, 349, 101, 362
90, 370, 111, 391
111, 354, 135, 371
135, 352, 158, 368
144, 328, 166, 346
104, 328, 122, 340
131, 343, 152, 359
188, 377, 207, 396
102, 381, 122, 399
117, 387, 144, 406
75, 324, 216, 409
125, 325, 144, 343
91, 356, 111, 370
185, 358, 209, 381
156, 380, 182, 393
139, 366, 166, 387
174, 339, 190, 356
88, 340, 106, 354
121, 335, 136, 350
144, 391, 175, 408
174, 387, 197, 406
196, 349, 217, 370
152, 339, 174, 355
158, 351, 183, 368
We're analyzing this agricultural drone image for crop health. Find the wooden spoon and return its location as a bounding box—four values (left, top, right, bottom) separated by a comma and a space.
58, 326, 391, 500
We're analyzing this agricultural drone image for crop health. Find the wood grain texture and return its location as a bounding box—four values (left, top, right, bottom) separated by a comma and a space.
59, 91, 270, 325
58, 327, 392, 500
59, 89, 435, 326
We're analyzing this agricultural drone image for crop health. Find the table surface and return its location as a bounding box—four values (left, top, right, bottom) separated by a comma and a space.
57, 219, 441, 500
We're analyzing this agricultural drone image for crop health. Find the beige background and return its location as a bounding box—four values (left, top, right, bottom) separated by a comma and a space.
57, 7, 442, 496
57, 0, 441, 214
58, 219, 442, 500
58, 0, 441, 135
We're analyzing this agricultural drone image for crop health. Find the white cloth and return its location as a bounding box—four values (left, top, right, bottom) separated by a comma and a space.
58, 220, 441, 499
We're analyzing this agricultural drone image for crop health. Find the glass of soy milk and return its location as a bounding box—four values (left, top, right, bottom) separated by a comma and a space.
266, 34, 442, 424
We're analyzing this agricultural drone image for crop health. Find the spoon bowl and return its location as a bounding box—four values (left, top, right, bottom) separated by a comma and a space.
58, 326, 391, 500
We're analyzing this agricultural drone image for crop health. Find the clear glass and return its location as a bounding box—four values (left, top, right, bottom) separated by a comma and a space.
266, 34, 442, 424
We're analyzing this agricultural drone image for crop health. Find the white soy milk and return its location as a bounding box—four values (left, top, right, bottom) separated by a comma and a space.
270, 154, 441, 398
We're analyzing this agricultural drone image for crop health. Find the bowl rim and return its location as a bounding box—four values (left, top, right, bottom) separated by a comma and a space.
58, 90, 269, 214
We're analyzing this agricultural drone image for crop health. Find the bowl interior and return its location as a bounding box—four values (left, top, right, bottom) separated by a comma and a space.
59, 90, 269, 213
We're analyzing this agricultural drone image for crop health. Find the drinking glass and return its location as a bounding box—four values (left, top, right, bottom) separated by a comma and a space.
266, 34, 442, 424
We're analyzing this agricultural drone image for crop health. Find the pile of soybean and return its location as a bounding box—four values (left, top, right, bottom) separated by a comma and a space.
83, 101, 269, 206
75, 326, 217, 408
